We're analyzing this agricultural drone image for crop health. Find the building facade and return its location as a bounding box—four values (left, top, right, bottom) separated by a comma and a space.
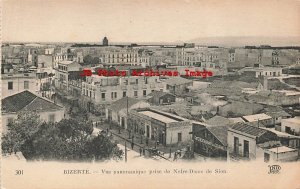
128, 108, 192, 146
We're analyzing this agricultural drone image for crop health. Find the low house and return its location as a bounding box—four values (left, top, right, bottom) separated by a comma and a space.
261, 127, 300, 150
242, 113, 273, 127
264, 146, 299, 162
165, 77, 193, 95
239, 66, 282, 78
281, 117, 300, 136
227, 122, 298, 162
2, 90, 65, 133
248, 91, 300, 106
106, 97, 150, 129
218, 101, 264, 117
129, 108, 192, 146
192, 122, 229, 159
147, 90, 176, 105
265, 111, 291, 125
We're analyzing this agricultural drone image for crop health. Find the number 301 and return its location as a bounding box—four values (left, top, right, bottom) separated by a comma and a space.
15, 170, 23, 175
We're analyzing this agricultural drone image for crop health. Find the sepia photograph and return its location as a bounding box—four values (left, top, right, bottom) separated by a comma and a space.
1, 0, 300, 188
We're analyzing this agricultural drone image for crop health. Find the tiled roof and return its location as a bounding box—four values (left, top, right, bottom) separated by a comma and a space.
2, 90, 63, 113
242, 113, 272, 122
230, 122, 268, 137
207, 126, 229, 146
205, 116, 233, 127
264, 111, 291, 118
109, 97, 140, 112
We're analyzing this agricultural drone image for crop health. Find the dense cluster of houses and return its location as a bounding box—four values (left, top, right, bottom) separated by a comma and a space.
2, 42, 300, 162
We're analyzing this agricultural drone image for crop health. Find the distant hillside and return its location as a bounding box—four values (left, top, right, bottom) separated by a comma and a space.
188, 36, 300, 47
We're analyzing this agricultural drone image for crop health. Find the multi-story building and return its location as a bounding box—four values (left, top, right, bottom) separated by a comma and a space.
1, 65, 38, 99
53, 49, 75, 68
81, 75, 166, 105
100, 48, 139, 65
54, 61, 82, 92
79, 74, 165, 116
37, 54, 53, 69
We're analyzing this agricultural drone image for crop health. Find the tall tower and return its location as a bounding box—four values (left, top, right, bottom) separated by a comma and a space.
102, 37, 108, 46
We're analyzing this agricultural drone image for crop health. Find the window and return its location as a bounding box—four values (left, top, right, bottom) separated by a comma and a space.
134, 91, 138, 97
136, 79, 138, 84
264, 153, 270, 162
90, 91, 92, 97
101, 93, 106, 100
24, 81, 29, 89
178, 132, 182, 142
243, 140, 249, 158
143, 90, 146, 96
160, 89, 163, 92
111, 92, 114, 99
234, 137, 239, 155
7, 117, 14, 125
114, 92, 117, 98
49, 114, 55, 122
8, 81, 13, 90
123, 91, 127, 97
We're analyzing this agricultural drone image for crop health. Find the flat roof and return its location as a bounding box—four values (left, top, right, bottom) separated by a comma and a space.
229, 117, 245, 123
58, 61, 74, 65
262, 128, 300, 139
139, 110, 179, 123
242, 113, 272, 122
267, 146, 297, 153
282, 117, 300, 125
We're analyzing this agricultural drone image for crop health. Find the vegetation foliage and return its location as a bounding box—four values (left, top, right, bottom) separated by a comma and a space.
2, 111, 123, 162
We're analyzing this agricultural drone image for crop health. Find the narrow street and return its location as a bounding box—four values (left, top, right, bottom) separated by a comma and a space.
92, 121, 185, 162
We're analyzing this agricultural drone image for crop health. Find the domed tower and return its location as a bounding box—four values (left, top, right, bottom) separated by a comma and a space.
102, 37, 108, 46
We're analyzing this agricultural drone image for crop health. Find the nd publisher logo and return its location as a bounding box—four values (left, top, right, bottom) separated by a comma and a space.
268, 165, 281, 174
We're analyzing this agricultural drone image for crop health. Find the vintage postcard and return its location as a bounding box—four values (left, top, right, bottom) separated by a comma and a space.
1, 0, 300, 188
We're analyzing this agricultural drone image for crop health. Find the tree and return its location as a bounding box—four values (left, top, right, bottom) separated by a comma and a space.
83, 55, 93, 65
85, 134, 123, 161
1, 111, 41, 154
69, 106, 89, 121
56, 118, 93, 139
91, 57, 100, 65
20, 118, 122, 162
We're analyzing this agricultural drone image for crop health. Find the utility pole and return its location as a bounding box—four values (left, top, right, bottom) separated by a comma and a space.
169, 133, 173, 158
277, 145, 278, 161
125, 141, 127, 163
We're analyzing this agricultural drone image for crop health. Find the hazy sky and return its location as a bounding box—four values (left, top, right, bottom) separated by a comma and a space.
3, 0, 300, 43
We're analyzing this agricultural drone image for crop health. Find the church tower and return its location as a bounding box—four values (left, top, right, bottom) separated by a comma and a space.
102, 37, 108, 46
